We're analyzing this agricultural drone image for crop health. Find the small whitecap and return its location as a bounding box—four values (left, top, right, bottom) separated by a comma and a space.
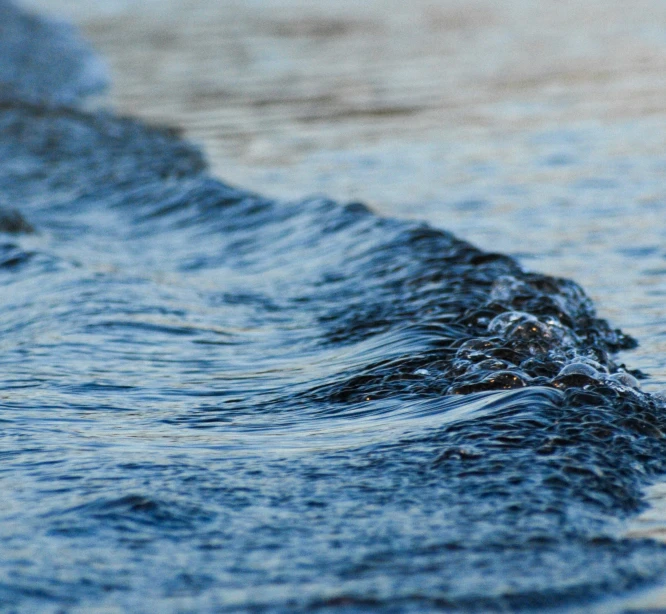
414, 368, 430, 376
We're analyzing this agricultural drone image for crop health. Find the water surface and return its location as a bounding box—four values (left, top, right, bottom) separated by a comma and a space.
3, 2, 666, 612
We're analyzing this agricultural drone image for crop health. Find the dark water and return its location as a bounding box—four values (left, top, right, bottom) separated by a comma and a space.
3, 2, 666, 612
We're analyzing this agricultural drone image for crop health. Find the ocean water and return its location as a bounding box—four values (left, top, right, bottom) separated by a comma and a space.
266, 121, 666, 397
3, 1, 666, 612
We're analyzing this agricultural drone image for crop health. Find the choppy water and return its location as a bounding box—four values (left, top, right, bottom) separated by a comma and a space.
3, 1, 666, 612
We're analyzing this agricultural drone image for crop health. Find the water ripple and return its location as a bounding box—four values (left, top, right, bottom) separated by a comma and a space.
2, 1, 666, 611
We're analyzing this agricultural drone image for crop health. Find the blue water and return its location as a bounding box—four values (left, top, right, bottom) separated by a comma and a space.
3, 2, 666, 612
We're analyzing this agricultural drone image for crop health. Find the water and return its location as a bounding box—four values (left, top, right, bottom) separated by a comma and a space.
248, 125, 666, 396
3, 1, 666, 611
0, 0, 106, 105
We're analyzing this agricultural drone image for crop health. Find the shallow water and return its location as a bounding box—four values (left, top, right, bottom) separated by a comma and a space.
4, 1, 666, 612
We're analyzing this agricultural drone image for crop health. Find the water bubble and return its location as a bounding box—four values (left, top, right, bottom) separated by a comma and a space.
552, 362, 604, 389
558, 363, 600, 379
455, 338, 499, 362
471, 358, 514, 372
607, 371, 640, 389
487, 311, 578, 355
450, 359, 474, 376
487, 311, 537, 336
576, 356, 607, 373
481, 370, 528, 389
490, 275, 531, 303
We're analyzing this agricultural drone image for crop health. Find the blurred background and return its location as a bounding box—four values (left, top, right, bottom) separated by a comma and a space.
21, 1, 666, 202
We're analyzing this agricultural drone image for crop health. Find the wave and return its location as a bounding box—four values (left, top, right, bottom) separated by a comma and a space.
2, 1, 666, 611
